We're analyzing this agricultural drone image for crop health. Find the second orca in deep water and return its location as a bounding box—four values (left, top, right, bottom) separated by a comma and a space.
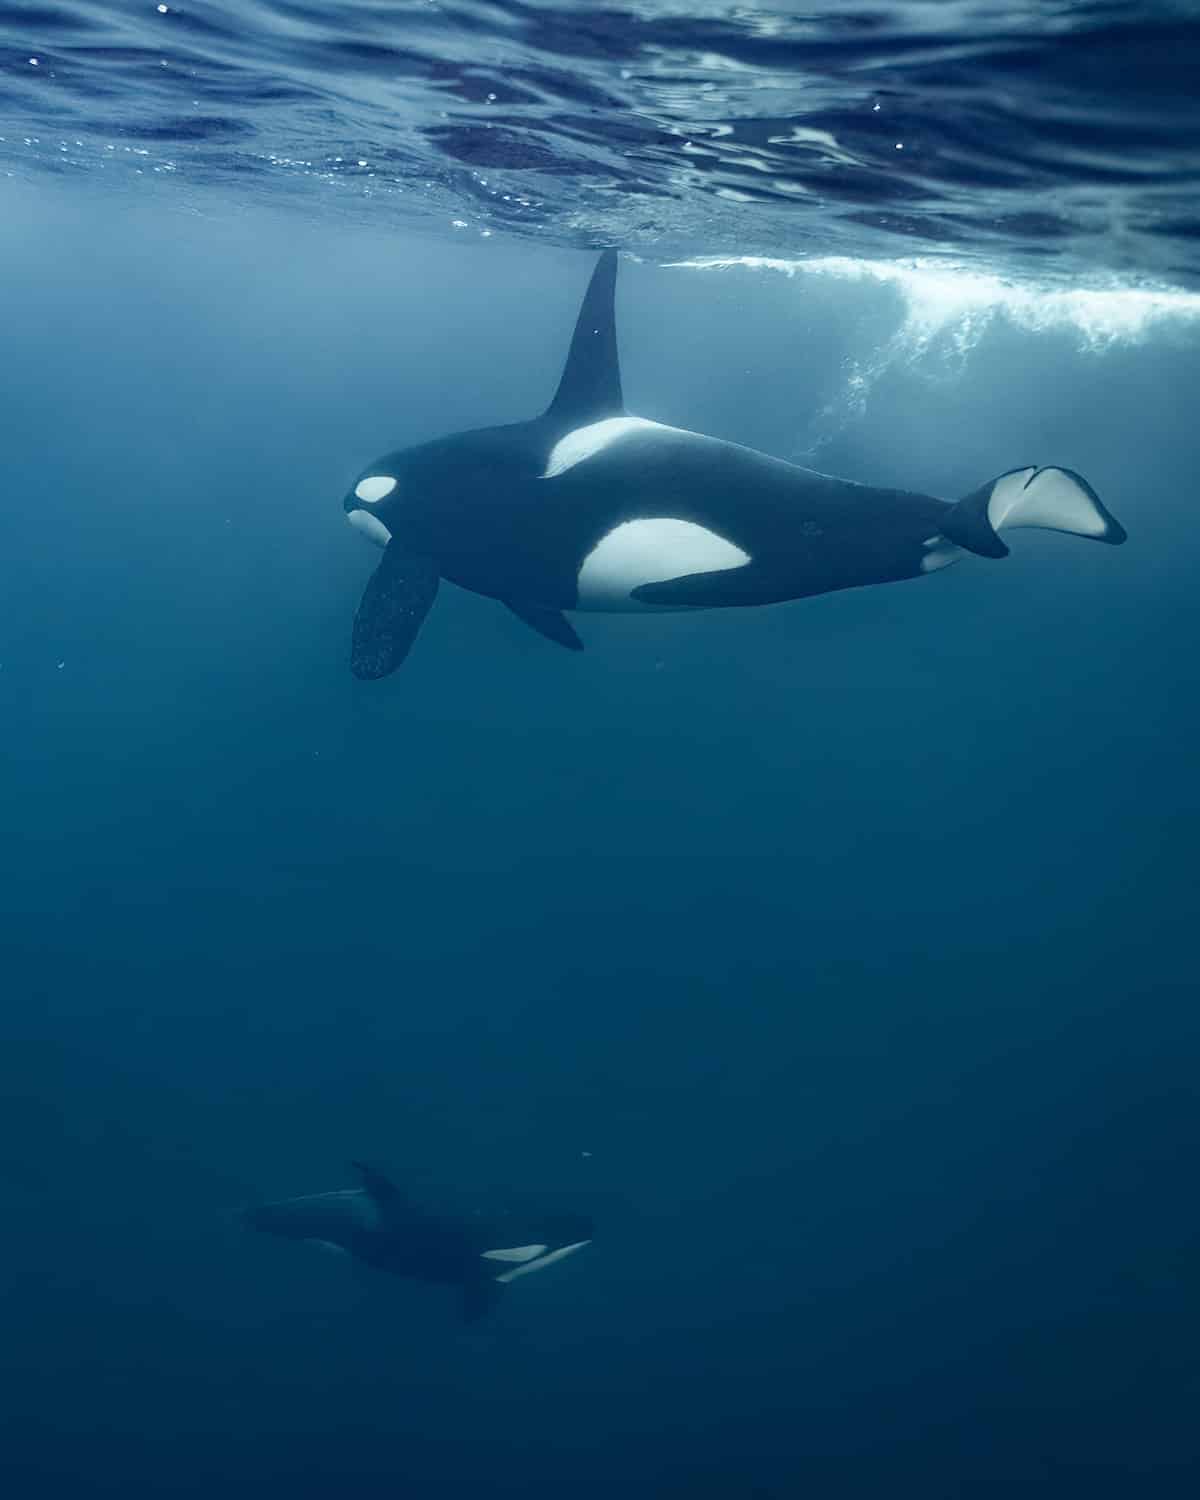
244, 1162, 593, 1322
342, 251, 1126, 678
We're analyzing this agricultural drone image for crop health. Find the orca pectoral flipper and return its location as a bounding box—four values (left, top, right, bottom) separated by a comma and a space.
351, 544, 440, 679
505, 601, 584, 651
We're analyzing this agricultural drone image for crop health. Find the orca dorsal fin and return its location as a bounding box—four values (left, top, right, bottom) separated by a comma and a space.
544, 250, 624, 427
350, 1160, 412, 1224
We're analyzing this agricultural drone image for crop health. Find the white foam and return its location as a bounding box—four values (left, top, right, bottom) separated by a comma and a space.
668, 254, 1200, 457
669, 254, 1200, 350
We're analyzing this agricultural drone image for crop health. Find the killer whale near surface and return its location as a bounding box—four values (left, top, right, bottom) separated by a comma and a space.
342, 251, 1126, 679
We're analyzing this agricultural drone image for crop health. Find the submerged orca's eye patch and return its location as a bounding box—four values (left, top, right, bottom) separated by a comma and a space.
355, 475, 397, 504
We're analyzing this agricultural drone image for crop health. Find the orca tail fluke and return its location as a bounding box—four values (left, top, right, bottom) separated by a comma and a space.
941, 466, 1127, 559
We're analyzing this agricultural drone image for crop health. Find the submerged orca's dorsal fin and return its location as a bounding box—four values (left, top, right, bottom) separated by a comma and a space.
544, 250, 624, 427
350, 1161, 412, 1224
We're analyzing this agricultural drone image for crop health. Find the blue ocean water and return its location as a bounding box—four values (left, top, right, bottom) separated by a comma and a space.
1, 4, 1199, 1497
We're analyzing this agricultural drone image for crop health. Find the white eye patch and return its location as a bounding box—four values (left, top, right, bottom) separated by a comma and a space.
355, 475, 397, 504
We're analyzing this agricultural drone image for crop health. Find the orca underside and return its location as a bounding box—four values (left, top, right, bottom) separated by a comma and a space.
340, 251, 1126, 677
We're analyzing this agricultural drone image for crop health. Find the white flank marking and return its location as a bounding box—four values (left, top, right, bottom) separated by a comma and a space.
542, 416, 659, 479
920, 534, 964, 574
987, 467, 1109, 538
355, 475, 397, 504
304, 1238, 350, 1257
494, 1240, 591, 1283
577, 518, 749, 611
480, 1244, 548, 1263
347, 510, 392, 548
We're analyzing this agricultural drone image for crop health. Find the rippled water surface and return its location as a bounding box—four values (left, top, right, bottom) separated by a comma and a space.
4, 1, 1200, 282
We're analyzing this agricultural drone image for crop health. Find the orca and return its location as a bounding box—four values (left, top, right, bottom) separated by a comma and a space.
243, 1161, 593, 1322
342, 252, 1126, 677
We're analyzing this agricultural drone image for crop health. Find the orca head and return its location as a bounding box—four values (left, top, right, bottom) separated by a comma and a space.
343, 454, 406, 550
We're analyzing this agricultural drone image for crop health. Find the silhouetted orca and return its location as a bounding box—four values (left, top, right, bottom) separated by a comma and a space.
244, 1162, 593, 1322
343, 251, 1126, 677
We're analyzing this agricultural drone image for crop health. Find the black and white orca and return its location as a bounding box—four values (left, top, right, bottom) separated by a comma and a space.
343, 252, 1126, 677
244, 1161, 593, 1322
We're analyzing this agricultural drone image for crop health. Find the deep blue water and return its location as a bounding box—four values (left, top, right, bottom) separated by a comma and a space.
2, 5, 1200, 1498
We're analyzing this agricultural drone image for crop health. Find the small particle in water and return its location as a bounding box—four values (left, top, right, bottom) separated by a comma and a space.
56, 661, 65, 670
873, 102, 881, 112
157, 4, 169, 12
356, 158, 367, 167
581, 1151, 593, 1159
486, 93, 496, 103
895, 142, 904, 150
29, 58, 39, 66
452, 219, 468, 228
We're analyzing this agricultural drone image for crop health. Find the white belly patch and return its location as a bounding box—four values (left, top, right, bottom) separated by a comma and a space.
576, 518, 750, 612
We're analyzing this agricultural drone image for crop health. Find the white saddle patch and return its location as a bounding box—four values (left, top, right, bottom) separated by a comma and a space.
542, 416, 661, 479
355, 475, 397, 504
347, 510, 392, 549
480, 1243, 548, 1264
987, 467, 1109, 538
577, 517, 750, 612
920, 535, 964, 574
493, 1240, 591, 1284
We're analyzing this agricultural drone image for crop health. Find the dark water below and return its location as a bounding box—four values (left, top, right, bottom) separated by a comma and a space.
1, 5, 1199, 1498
